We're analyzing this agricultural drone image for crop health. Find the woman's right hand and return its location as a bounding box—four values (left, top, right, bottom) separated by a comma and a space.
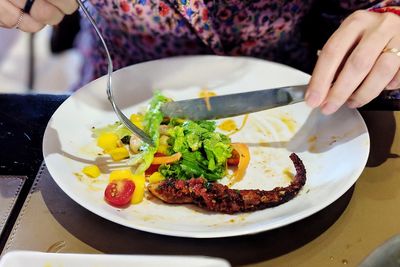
0, 0, 79, 32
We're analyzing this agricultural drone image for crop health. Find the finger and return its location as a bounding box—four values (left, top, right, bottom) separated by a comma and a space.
46, 0, 78, 15
9, 0, 64, 25
347, 38, 400, 108
0, 0, 44, 32
320, 18, 395, 114
386, 69, 400, 90
306, 11, 368, 108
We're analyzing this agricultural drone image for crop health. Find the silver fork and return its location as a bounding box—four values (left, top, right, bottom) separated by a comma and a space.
76, 0, 154, 146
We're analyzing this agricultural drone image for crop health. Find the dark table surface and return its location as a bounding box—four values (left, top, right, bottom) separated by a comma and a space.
0, 94, 69, 179
0, 93, 69, 250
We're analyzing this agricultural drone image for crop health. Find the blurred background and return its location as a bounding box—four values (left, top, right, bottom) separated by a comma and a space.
0, 13, 82, 94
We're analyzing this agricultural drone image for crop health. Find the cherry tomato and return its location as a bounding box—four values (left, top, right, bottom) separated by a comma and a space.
104, 179, 135, 207
227, 148, 240, 166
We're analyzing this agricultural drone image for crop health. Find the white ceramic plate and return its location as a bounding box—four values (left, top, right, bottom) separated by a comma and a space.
0, 251, 230, 267
43, 56, 370, 238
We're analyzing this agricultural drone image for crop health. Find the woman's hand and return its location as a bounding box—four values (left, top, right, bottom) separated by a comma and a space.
0, 0, 78, 32
306, 10, 400, 114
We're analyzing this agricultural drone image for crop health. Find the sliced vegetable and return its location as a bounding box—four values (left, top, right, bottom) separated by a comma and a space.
227, 149, 240, 166
97, 132, 119, 152
130, 174, 145, 204
145, 164, 160, 176
104, 179, 135, 207
108, 147, 129, 161
109, 169, 134, 182
152, 152, 182, 165
130, 114, 144, 130
148, 172, 165, 183
229, 143, 250, 185
82, 165, 101, 178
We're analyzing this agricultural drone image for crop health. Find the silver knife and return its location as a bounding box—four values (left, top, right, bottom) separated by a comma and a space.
160, 84, 307, 120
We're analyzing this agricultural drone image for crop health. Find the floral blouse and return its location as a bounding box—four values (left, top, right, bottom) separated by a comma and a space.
76, 0, 400, 89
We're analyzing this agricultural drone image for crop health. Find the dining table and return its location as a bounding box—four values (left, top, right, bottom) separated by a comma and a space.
0, 92, 399, 267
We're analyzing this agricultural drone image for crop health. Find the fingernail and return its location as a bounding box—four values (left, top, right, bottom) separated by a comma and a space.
347, 99, 359, 109
305, 91, 321, 108
321, 102, 339, 115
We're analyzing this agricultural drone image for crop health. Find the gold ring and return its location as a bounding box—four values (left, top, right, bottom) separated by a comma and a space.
383, 47, 400, 57
14, 10, 24, 29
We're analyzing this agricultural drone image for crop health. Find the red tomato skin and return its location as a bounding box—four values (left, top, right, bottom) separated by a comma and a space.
145, 164, 160, 176
145, 153, 164, 175
104, 180, 135, 207
227, 149, 240, 166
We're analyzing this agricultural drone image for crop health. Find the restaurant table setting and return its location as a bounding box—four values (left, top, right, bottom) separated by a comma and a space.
0, 56, 400, 266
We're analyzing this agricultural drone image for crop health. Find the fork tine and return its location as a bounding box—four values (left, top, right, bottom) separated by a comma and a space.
77, 0, 154, 146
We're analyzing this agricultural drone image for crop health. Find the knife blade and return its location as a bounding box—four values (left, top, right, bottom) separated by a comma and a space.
160, 84, 307, 120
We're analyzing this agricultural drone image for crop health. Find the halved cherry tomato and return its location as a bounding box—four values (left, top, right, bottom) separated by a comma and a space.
227, 148, 240, 166
104, 179, 135, 207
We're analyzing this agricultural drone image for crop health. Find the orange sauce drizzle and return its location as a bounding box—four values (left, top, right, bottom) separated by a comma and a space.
199, 89, 217, 111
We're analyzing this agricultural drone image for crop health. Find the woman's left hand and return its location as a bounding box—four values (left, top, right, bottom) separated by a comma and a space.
306, 10, 400, 114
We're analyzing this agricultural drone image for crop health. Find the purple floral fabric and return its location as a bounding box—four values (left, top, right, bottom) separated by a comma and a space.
76, 0, 400, 90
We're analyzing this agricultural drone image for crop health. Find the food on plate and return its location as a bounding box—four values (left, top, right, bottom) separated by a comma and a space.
104, 179, 135, 207
148, 153, 306, 214
106, 169, 146, 205
82, 165, 101, 178
90, 92, 306, 212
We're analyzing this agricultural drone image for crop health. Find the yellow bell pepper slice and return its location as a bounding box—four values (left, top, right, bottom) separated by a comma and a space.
130, 114, 144, 130
109, 169, 134, 182
131, 174, 145, 204
148, 172, 165, 183
108, 147, 129, 161
97, 132, 119, 152
82, 165, 101, 178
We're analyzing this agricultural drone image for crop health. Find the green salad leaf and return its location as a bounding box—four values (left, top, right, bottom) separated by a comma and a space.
128, 92, 170, 174
93, 92, 233, 181
159, 119, 232, 181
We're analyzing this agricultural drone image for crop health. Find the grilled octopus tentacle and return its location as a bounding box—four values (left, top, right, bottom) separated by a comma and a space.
148, 153, 306, 214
